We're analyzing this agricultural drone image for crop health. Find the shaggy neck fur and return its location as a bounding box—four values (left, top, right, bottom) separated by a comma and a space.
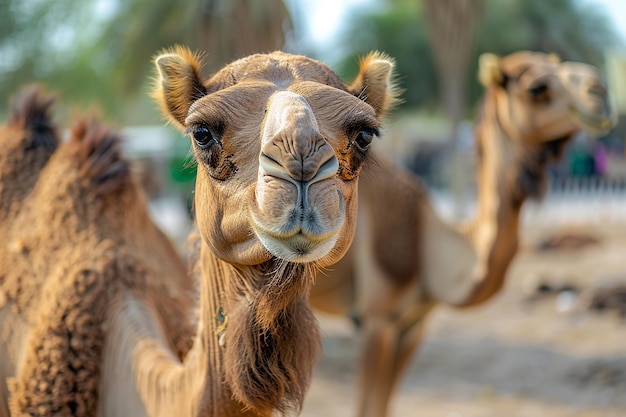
202, 238, 320, 416
132, 234, 320, 417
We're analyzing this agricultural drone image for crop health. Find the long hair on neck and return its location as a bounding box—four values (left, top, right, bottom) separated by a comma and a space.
223, 259, 320, 415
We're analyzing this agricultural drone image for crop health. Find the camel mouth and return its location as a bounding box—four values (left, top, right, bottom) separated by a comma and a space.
253, 228, 339, 263
249, 172, 346, 263
570, 106, 616, 135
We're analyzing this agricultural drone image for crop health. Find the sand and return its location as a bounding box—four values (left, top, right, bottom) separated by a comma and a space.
302, 207, 626, 417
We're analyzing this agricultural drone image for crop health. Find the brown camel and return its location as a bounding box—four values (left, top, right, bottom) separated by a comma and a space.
0, 45, 398, 416
0, 85, 194, 417
309, 51, 616, 417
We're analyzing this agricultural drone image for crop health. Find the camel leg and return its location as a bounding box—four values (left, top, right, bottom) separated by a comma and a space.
356, 317, 426, 417
356, 317, 399, 417
384, 318, 426, 408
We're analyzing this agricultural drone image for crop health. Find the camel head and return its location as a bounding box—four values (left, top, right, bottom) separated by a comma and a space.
478, 51, 615, 145
477, 51, 616, 204
153, 46, 398, 269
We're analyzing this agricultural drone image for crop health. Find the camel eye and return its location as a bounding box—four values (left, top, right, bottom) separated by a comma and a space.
528, 83, 550, 103
354, 128, 377, 151
191, 125, 215, 150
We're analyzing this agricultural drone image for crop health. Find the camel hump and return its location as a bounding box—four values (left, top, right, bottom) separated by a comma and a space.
7, 84, 58, 150
68, 117, 131, 197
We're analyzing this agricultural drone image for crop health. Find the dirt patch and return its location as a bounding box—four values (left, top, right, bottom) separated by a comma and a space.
534, 231, 602, 252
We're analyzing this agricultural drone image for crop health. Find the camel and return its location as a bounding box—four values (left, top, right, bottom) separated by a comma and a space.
0, 45, 398, 417
309, 51, 616, 417
0, 85, 194, 417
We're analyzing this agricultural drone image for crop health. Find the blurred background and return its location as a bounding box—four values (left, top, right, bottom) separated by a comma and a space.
3, 0, 626, 416
3, 0, 626, 233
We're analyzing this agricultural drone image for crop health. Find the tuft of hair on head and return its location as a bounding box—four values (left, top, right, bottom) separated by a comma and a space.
68, 116, 131, 197
7, 84, 59, 150
349, 51, 403, 118
151, 45, 208, 129
547, 53, 561, 64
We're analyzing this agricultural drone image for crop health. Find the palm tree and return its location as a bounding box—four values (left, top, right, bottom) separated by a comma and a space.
101, 0, 294, 93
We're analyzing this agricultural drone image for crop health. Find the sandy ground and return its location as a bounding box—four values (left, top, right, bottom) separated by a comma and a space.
301, 204, 626, 417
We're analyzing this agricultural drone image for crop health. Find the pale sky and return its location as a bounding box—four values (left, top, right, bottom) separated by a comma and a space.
295, 0, 377, 47
294, 0, 626, 52
288, 0, 379, 61
584, 0, 626, 42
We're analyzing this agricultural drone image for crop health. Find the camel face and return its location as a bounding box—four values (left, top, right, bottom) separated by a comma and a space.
479, 51, 615, 144
155, 47, 396, 267
250, 85, 379, 263
558, 61, 617, 135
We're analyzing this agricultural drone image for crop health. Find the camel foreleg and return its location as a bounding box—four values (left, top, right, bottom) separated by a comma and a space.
355, 308, 429, 417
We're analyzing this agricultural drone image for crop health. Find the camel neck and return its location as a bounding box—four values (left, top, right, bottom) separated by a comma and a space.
458, 91, 523, 306
168, 229, 320, 417
191, 243, 265, 417
192, 244, 228, 414
128, 237, 267, 417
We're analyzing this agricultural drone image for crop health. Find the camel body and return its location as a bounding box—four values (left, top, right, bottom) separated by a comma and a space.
310, 51, 616, 417
0, 86, 194, 417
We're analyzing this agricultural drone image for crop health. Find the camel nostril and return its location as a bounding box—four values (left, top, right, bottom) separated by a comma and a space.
587, 83, 607, 99
259, 152, 298, 186
300, 137, 338, 182
309, 154, 339, 184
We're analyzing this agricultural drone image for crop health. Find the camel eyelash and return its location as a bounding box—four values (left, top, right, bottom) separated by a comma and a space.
185, 121, 225, 137
186, 121, 227, 150
347, 125, 380, 152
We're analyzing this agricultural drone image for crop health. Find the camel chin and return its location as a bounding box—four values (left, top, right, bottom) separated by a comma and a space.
254, 229, 340, 264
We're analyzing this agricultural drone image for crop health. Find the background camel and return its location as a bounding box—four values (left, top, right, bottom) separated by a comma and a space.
0, 85, 194, 417
1, 46, 399, 416
309, 51, 616, 417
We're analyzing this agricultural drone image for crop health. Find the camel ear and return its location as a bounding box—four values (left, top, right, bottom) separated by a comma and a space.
478, 53, 506, 88
153, 46, 207, 129
547, 53, 561, 64
348, 52, 401, 118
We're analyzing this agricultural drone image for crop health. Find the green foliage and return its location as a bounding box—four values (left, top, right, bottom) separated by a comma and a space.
95, 0, 202, 98
0, 0, 292, 123
335, 2, 440, 111
0, 0, 620, 122
0, 0, 118, 117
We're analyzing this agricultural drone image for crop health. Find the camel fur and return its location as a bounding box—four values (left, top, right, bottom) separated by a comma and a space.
309, 51, 617, 417
0, 85, 194, 417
